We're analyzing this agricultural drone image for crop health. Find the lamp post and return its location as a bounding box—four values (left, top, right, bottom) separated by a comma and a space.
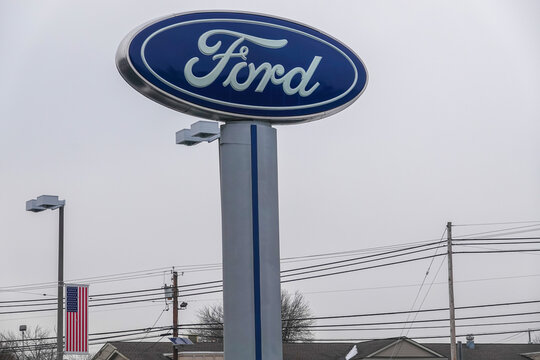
26, 195, 65, 360
19, 325, 26, 360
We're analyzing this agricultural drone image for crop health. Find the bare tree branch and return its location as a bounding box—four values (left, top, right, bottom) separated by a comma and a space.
0, 326, 56, 360
190, 289, 314, 343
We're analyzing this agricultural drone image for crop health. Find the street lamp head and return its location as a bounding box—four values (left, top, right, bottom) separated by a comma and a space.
26, 199, 46, 212
26, 195, 65, 212
175, 129, 201, 146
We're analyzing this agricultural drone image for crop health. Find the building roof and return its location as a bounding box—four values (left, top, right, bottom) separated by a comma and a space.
349, 338, 540, 360
100, 341, 356, 360
426, 343, 540, 360
93, 339, 540, 360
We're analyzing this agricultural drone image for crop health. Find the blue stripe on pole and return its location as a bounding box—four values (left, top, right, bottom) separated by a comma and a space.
250, 125, 262, 360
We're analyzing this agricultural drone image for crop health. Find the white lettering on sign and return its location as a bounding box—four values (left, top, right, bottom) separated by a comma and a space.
184, 29, 322, 97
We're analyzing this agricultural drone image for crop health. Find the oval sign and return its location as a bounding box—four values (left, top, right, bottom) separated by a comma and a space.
116, 11, 368, 123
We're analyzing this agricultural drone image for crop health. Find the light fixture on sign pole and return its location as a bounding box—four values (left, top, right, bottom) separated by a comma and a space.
176, 121, 220, 146
26, 195, 65, 360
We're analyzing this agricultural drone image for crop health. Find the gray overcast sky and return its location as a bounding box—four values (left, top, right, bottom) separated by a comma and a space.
1, 0, 539, 350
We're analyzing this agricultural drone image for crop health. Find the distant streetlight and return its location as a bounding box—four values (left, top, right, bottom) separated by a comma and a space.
19, 325, 26, 360
26, 195, 65, 360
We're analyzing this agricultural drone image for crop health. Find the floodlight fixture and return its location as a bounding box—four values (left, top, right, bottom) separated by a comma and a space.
190, 121, 219, 138
176, 121, 220, 146
26, 199, 45, 212
26, 195, 65, 212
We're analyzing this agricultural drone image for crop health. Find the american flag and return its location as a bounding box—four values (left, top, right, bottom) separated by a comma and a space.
65, 285, 88, 353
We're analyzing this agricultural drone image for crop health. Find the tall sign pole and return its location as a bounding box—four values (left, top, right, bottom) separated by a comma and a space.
447, 222, 457, 360
116, 11, 368, 360
220, 123, 282, 359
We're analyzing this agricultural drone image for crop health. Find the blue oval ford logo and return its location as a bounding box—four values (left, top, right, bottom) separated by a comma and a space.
116, 12, 368, 123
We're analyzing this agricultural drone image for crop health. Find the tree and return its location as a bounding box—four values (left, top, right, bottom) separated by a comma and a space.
0, 326, 55, 360
191, 290, 315, 342
192, 304, 224, 343
280, 290, 315, 342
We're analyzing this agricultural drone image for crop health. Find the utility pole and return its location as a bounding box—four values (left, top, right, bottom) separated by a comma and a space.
172, 271, 178, 360
447, 222, 457, 360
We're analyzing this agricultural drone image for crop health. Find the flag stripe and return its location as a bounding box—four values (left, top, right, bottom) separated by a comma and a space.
85, 286, 88, 352
65, 285, 88, 353
78, 287, 81, 351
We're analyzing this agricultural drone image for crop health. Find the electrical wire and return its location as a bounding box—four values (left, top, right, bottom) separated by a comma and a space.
302, 327, 540, 342
0, 238, 446, 295
137, 307, 168, 342
452, 224, 540, 238
3, 247, 538, 314
282, 253, 447, 284
388, 229, 447, 360
453, 221, 540, 227
454, 249, 540, 254
280, 243, 445, 278
1, 242, 448, 310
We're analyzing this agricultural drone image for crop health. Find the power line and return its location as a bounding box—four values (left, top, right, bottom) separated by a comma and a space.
3, 247, 537, 314
453, 237, 540, 241
2, 238, 537, 314
307, 319, 540, 332
291, 299, 540, 322
452, 224, 540, 238
454, 249, 540, 254
0, 238, 446, 295
4, 320, 540, 352
301, 273, 540, 295
3, 228, 535, 296
0, 242, 446, 308
282, 253, 447, 284
279, 239, 443, 264
10, 319, 540, 344
453, 221, 540, 227
402, 251, 447, 339
281, 243, 445, 278
454, 241, 540, 246
289, 312, 540, 328
304, 328, 540, 342
457, 228, 540, 240
5, 269, 539, 308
